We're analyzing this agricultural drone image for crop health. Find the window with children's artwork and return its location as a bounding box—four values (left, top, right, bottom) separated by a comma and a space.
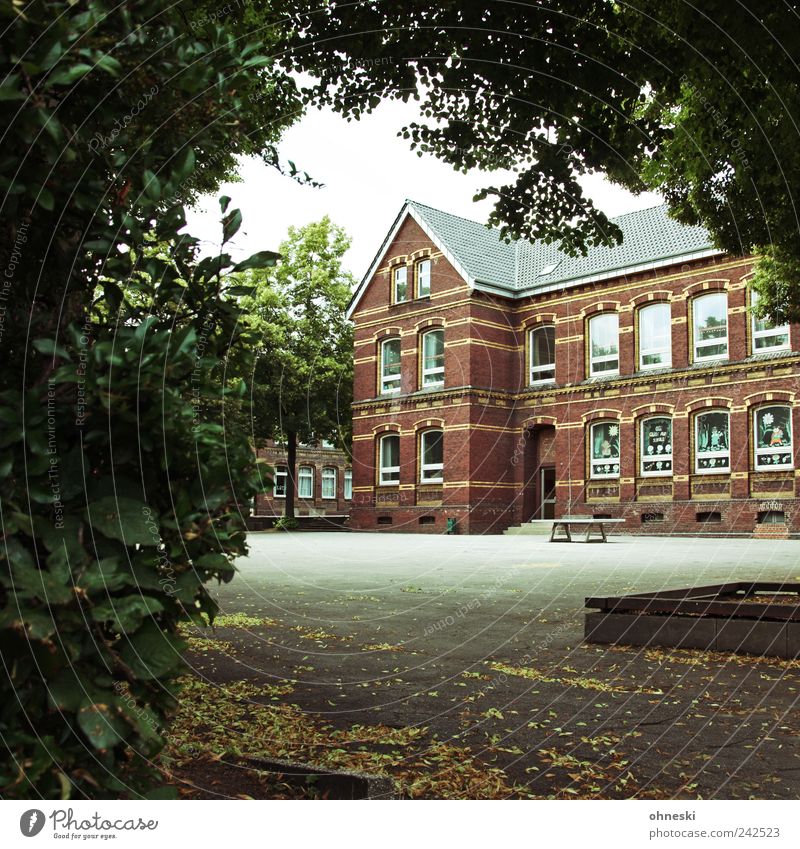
754, 406, 793, 470
590, 421, 621, 479
695, 411, 730, 473
640, 417, 673, 476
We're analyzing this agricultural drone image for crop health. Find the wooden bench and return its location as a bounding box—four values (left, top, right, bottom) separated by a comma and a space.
549, 516, 626, 543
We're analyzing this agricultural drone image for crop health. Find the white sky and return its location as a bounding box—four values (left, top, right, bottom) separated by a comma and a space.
184, 99, 662, 282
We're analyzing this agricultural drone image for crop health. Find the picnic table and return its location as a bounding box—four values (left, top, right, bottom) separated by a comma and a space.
549, 516, 625, 543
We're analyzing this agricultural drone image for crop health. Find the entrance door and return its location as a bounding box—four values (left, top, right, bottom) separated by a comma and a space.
539, 466, 556, 519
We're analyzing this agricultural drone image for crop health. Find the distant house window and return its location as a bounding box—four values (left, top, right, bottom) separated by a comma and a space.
695, 410, 730, 473
589, 313, 619, 376
640, 417, 673, 476
754, 406, 793, 470
639, 303, 672, 369
393, 266, 408, 302
322, 467, 337, 499
298, 466, 314, 499
751, 290, 790, 353
529, 325, 555, 384
421, 329, 445, 387
420, 430, 444, 483
273, 465, 288, 498
416, 259, 431, 297
379, 434, 400, 485
344, 469, 353, 499
381, 338, 402, 394
693, 293, 728, 361
589, 421, 620, 479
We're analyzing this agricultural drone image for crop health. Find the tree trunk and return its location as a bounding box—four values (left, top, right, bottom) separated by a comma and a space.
285, 430, 297, 519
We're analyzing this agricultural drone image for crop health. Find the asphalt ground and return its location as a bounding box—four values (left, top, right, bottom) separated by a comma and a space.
176, 533, 800, 799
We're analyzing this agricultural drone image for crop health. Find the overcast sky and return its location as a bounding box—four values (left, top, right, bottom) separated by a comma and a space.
184, 99, 662, 282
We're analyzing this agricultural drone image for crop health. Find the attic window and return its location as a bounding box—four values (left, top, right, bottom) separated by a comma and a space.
538, 261, 560, 276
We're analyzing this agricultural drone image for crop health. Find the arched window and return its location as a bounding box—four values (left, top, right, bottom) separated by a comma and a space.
692, 293, 728, 361
754, 406, 793, 470
420, 429, 444, 483
529, 325, 555, 384
379, 434, 400, 485
589, 421, 620, 478
640, 417, 673, 476
297, 466, 314, 499
393, 266, 408, 302
416, 259, 431, 297
273, 465, 288, 497
588, 314, 619, 376
380, 338, 401, 394
421, 329, 444, 387
321, 467, 337, 499
638, 303, 672, 369
751, 290, 790, 352
695, 410, 730, 473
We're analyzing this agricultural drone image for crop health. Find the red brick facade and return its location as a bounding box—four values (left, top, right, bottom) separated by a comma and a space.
350, 207, 800, 536
254, 441, 352, 518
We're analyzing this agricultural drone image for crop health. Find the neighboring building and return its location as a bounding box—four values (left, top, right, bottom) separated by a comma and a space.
348, 199, 800, 536
254, 440, 352, 518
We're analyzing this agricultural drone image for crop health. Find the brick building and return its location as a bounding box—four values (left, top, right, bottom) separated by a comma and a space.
348, 200, 800, 536
254, 440, 352, 519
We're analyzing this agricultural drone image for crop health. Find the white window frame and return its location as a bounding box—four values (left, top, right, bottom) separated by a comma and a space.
692, 292, 729, 362
393, 266, 408, 303
380, 337, 401, 395
529, 325, 556, 384
754, 406, 794, 471
273, 465, 288, 498
417, 259, 431, 298
640, 417, 673, 477
379, 434, 400, 486
751, 290, 790, 353
297, 465, 314, 499
589, 313, 620, 376
421, 329, 444, 387
694, 410, 731, 474
638, 303, 672, 370
420, 429, 444, 483
344, 469, 353, 500
321, 467, 337, 499
589, 421, 621, 479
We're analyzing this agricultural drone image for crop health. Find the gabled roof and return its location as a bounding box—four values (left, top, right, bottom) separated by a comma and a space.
348, 199, 721, 317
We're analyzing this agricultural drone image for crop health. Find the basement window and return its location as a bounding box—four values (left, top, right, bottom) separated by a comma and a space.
641, 513, 665, 524
757, 510, 786, 525
419, 516, 435, 525
377, 516, 393, 525
696, 511, 722, 524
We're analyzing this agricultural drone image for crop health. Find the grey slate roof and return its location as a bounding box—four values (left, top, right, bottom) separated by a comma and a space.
406, 199, 717, 296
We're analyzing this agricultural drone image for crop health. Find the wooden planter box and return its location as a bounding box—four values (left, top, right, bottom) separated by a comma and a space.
585, 582, 800, 658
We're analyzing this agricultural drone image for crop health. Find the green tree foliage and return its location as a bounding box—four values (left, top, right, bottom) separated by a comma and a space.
0, 0, 300, 798
281, 1, 800, 318
242, 218, 355, 519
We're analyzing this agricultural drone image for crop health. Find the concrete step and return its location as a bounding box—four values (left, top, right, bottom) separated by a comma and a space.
503, 520, 553, 536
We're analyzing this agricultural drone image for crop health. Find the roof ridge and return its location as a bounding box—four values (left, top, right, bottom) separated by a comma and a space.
408, 197, 677, 239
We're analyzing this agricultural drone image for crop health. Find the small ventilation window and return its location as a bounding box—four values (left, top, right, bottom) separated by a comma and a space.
593, 513, 613, 520
419, 516, 435, 525
696, 511, 722, 524
641, 513, 665, 524
377, 516, 393, 525
538, 260, 561, 276
757, 510, 786, 525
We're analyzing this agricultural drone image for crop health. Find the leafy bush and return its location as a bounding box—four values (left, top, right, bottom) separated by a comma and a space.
0, 0, 299, 798
274, 516, 300, 531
